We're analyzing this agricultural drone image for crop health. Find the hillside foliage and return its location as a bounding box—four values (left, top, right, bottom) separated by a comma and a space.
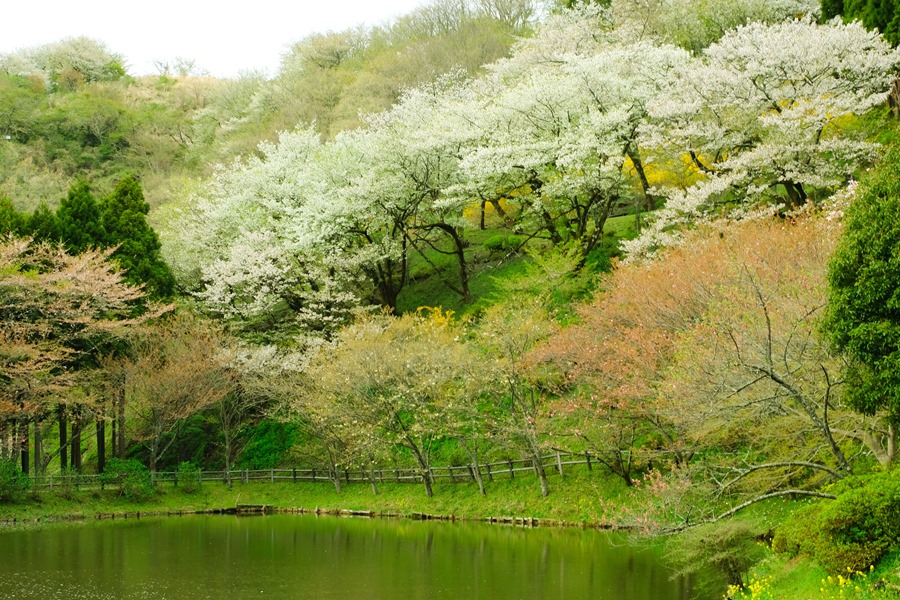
2, 3, 900, 595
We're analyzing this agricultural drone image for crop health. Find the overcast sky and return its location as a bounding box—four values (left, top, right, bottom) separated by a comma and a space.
1, 0, 429, 78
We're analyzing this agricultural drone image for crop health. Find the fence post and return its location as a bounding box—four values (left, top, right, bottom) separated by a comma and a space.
293, 467, 297, 483
174, 471, 178, 487
585, 451, 592, 471
556, 452, 564, 477
508, 460, 514, 480
271, 469, 275, 483
312, 468, 317, 482
485, 463, 493, 482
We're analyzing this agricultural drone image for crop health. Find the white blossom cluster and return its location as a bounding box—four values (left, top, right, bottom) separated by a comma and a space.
164, 4, 899, 346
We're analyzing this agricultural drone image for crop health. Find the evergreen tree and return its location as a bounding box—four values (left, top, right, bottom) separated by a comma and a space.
100, 175, 175, 298
56, 180, 104, 253
823, 149, 900, 423
0, 198, 25, 236
822, 0, 844, 19
25, 202, 60, 243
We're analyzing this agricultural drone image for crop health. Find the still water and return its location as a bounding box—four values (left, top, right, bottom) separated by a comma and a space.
0, 514, 715, 599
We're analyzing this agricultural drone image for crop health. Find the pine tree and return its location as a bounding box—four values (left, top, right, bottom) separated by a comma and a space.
0, 198, 25, 236
100, 175, 175, 298
25, 202, 60, 243
56, 180, 104, 253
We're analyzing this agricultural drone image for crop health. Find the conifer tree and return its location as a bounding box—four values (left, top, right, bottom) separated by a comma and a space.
56, 180, 104, 253
25, 202, 59, 243
0, 198, 25, 236
101, 175, 174, 298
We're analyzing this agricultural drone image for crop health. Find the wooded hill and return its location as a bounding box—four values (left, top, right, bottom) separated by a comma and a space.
2, 1, 900, 595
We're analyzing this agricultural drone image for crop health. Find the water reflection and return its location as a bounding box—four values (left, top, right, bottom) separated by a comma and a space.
0, 515, 713, 600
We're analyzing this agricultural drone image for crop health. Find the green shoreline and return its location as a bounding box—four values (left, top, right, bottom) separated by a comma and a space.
0, 471, 629, 529
5, 474, 899, 599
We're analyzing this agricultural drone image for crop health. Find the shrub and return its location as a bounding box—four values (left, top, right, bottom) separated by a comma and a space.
236, 420, 298, 469
177, 461, 201, 493
0, 459, 30, 502
103, 458, 155, 500
484, 235, 524, 253
54, 467, 81, 500
773, 472, 900, 574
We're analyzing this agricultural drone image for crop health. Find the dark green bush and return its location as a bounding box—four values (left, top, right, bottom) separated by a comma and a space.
177, 461, 201, 494
484, 235, 524, 253
103, 458, 155, 500
0, 459, 30, 502
773, 471, 900, 574
236, 420, 298, 470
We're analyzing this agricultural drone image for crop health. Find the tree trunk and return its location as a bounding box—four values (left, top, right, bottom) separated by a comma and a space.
20, 421, 29, 475
462, 441, 486, 496
433, 223, 470, 303
117, 388, 126, 458
224, 434, 233, 475
96, 418, 106, 474
71, 413, 82, 473
11, 422, 20, 466
529, 452, 549, 497
626, 144, 655, 212
488, 199, 513, 228
890, 423, 897, 465
471, 460, 486, 497
111, 412, 117, 459
58, 405, 68, 471
367, 465, 379, 496
33, 421, 42, 476
422, 469, 434, 498
405, 437, 434, 498
149, 445, 157, 473
328, 462, 342, 494
889, 77, 900, 119
783, 181, 807, 208
0, 423, 7, 460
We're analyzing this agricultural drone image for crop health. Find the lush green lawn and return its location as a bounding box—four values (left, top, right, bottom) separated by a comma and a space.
0, 467, 627, 526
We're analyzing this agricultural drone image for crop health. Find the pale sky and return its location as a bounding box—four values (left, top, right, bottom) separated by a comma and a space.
1, 0, 430, 78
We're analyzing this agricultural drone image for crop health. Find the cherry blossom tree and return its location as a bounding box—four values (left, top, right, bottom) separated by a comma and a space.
451, 8, 689, 258
627, 18, 900, 258
300, 309, 472, 497
0, 238, 169, 473
164, 127, 360, 343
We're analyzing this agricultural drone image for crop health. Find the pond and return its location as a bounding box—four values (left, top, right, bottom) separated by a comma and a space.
0, 514, 719, 599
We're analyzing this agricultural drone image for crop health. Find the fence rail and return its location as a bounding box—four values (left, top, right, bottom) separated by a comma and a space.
26, 451, 601, 490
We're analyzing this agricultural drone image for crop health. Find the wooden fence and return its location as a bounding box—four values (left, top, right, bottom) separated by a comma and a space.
26, 451, 600, 490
